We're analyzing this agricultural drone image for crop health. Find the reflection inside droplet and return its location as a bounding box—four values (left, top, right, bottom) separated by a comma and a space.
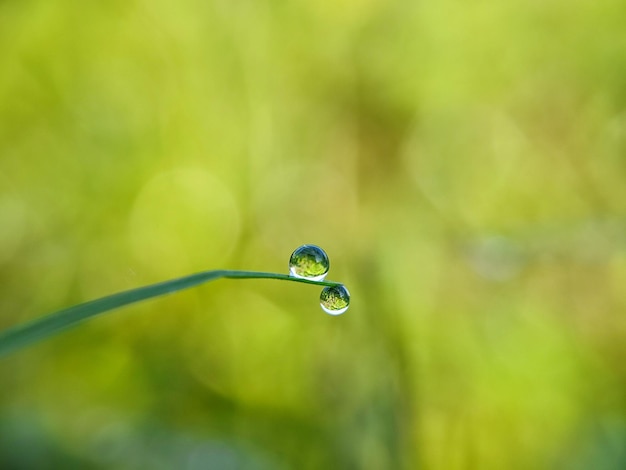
289, 245, 330, 281
320, 285, 350, 315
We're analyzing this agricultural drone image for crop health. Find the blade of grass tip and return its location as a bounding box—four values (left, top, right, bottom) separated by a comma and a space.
0, 269, 342, 358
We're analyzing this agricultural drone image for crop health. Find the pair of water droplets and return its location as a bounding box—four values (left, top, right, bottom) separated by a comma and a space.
288, 245, 350, 315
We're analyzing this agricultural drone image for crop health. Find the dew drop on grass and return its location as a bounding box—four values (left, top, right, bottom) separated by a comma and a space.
289, 245, 330, 281
320, 285, 350, 315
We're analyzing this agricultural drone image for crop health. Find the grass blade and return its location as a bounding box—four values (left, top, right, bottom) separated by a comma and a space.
0, 270, 342, 358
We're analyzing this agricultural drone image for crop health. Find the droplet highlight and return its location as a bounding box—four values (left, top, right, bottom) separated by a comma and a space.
320, 285, 350, 315
289, 245, 330, 281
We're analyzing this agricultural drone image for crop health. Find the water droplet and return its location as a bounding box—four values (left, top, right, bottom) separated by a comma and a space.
320, 285, 350, 315
289, 245, 330, 281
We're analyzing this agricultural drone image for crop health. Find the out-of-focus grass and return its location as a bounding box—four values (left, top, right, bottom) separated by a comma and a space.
1, 0, 626, 468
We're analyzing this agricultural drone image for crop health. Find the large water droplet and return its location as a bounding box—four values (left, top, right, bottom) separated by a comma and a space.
289, 245, 330, 281
320, 285, 350, 315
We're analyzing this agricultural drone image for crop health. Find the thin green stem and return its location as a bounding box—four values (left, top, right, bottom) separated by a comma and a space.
0, 270, 342, 358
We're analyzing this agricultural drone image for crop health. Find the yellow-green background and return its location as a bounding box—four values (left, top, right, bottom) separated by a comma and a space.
1, 0, 626, 468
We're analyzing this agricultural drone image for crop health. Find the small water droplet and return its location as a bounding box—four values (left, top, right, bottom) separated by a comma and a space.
289, 245, 330, 281
320, 285, 350, 315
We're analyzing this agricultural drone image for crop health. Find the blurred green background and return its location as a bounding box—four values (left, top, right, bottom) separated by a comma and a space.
1, 0, 626, 468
